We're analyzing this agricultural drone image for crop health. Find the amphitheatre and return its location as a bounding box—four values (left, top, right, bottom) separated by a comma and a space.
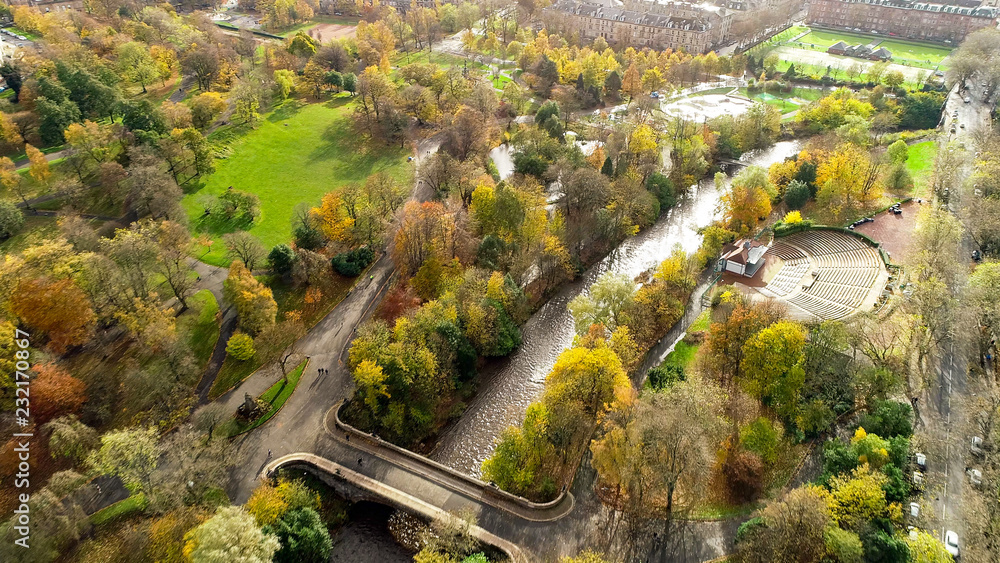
721, 229, 890, 321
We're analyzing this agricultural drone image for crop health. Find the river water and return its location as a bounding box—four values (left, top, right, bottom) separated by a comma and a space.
432, 140, 804, 477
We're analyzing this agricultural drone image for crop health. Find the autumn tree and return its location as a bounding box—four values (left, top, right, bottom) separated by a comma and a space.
224, 260, 277, 335
32, 363, 87, 424
10, 277, 95, 353
706, 294, 784, 386
719, 166, 774, 234
592, 375, 726, 552
815, 145, 883, 221
740, 320, 807, 420
393, 200, 451, 276
224, 231, 266, 272
733, 485, 833, 563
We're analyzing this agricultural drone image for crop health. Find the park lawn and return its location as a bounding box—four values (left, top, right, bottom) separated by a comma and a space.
89, 493, 148, 527
0, 215, 59, 254
660, 310, 710, 369
393, 49, 499, 73
798, 29, 876, 48
6, 26, 40, 41
876, 39, 952, 65
182, 98, 413, 266
176, 289, 221, 368
221, 359, 308, 437
905, 140, 938, 199
741, 87, 825, 113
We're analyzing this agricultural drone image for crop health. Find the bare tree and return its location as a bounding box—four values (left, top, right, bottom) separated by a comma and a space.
223, 231, 266, 271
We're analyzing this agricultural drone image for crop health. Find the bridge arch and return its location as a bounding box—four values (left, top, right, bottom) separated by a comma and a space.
262, 453, 530, 563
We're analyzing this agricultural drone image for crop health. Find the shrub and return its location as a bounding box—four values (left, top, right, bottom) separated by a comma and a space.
331, 247, 375, 277
858, 400, 913, 438
646, 363, 685, 390
783, 210, 803, 224
268, 244, 296, 274
226, 332, 255, 360
646, 171, 676, 211
740, 417, 784, 465
784, 180, 810, 210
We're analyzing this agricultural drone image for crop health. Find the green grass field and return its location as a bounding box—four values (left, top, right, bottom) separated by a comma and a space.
905, 140, 938, 198
182, 97, 412, 265
660, 310, 711, 369
0, 215, 59, 254
740, 87, 826, 113
177, 289, 221, 368
794, 29, 952, 67
89, 493, 148, 527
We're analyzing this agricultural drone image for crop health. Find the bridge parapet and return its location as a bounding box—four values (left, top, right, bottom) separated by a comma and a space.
262, 453, 530, 563
328, 401, 575, 522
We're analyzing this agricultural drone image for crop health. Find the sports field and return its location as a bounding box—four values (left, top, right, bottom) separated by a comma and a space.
182, 97, 413, 265
740, 87, 826, 114
793, 29, 953, 68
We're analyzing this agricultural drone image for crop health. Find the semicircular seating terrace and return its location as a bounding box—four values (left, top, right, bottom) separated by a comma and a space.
749, 230, 888, 322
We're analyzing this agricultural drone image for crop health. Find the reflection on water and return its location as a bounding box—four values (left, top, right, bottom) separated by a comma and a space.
431, 140, 803, 477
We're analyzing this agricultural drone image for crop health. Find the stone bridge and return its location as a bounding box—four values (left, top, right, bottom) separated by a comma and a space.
259, 402, 579, 562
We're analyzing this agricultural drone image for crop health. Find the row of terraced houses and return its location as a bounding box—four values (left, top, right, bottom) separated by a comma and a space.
807, 0, 1000, 44
542, 0, 801, 53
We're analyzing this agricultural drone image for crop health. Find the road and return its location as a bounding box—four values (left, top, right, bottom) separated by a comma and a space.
918, 78, 993, 550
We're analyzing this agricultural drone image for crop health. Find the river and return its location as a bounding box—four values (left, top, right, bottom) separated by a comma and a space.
432, 140, 804, 477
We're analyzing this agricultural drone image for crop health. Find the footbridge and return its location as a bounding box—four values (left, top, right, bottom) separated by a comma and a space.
259, 402, 577, 562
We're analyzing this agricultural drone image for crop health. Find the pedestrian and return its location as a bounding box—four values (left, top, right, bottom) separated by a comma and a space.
358, 458, 363, 466
267, 449, 271, 458
318, 368, 322, 375
345, 433, 350, 442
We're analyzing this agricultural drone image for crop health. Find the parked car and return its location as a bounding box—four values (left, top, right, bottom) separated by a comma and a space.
969, 468, 983, 486
909, 502, 920, 518
972, 436, 985, 456
915, 452, 926, 469
945, 530, 960, 558
964, 96, 972, 103
973, 250, 982, 262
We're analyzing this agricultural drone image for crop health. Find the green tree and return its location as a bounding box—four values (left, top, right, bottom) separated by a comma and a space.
0, 199, 24, 238
481, 403, 551, 495
185, 506, 280, 563
43, 415, 98, 464
266, 507, 332, 563
88, 426, 161, 493
118, 42, 160, 93
740, 320, 807, 419
268, 244, 296, 275
567, 271, 636, 334
274, 69, 295, 100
